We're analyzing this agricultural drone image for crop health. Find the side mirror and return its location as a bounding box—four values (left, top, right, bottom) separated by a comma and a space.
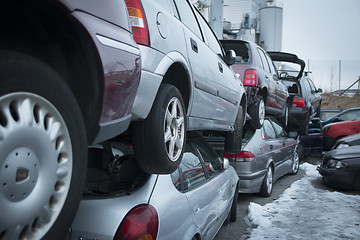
318, 88, 323, 93
223, 158, 230, 169
225, 50, 236, 65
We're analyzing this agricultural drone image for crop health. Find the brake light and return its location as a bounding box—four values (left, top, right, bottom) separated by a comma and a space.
244, 69, 257, 86
224, 151, 255, 162
292, 97, 306, 108
114, 204, 158, 240
125, 0, 150, 46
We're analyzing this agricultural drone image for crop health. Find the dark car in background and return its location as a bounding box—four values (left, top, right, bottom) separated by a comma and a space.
268, 52, 322, 135
220, 40, 289, 130
0, 1, 141, 239
318, 145, 360, 191
67, 133, 239, 240
224, 118, 299, 197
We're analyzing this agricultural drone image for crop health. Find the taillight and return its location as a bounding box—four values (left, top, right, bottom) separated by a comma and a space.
114, 204, 158, 240
292, 97, 306, 108
244, 69, 257, 86
224, 151, 255, 162
125, 0, 150, 46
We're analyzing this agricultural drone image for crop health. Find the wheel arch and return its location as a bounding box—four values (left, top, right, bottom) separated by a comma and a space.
162, 62, 191, 112
258, 87, 268, 103
0, 1, 103, 143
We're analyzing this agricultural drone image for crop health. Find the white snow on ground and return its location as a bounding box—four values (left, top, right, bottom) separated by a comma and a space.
245, 163, 360, 240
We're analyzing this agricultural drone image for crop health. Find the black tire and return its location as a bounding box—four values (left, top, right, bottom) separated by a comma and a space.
290, 147, 300, 175
225, 105, 244, 154
259, 165, 273, 197
132, 84, 186, 174
278, 100, 290, 128
298, 112, 309, 136
353, 173, 360, 191
229, 183, 239, 222
248, 96, 265, 130
0, 51, 87, 240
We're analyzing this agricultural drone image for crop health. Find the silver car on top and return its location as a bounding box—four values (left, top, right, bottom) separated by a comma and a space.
67, 133, 239, 240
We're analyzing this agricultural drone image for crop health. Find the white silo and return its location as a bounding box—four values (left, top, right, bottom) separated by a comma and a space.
259, 0, 283, 51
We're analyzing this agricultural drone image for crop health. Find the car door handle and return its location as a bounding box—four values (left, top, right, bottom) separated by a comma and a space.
193, 207, 200, 215
218, 62, 223, 73
190, 38, 198, 53
283, 142, 286, 147
270, 145, 273, 150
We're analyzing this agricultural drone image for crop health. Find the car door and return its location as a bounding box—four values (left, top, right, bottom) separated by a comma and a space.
192, 136, 235, 239
270, 119, 294, 175
194, 10, 240, 122
177, 140, 213, 237
256, 48, 278, 111
262, 119, 284, 175
265, 52, 288, 110
173, 0, 218, 120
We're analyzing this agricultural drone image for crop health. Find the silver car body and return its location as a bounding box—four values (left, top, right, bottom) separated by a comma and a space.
230, 119, 297, 193
68, 136, 239, 240
130, 0, 246, 132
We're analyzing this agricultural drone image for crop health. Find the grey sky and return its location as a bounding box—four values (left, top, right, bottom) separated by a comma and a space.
281, 0, 360, 91
282, 0, 360, 61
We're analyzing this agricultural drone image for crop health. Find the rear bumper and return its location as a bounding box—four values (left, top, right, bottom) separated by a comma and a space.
237, 169, 266, 193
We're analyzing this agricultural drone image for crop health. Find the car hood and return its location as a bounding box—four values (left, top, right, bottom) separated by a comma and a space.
268, 51, 305, 80
325, 145, 360, 160
336, 133, 360, 146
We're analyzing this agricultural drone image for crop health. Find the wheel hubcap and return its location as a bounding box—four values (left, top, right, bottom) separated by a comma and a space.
259, 100, 265, 126
266, 167, 273, 193
164, 97, 185, 162
292, 150, 299, 173
0, 92, 72, 240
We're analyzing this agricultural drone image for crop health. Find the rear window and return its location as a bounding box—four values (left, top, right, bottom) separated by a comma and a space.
221, 41, 251, 63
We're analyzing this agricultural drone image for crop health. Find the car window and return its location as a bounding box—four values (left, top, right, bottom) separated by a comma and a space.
257, 48, 270, 72
307, 78, 317, 92
194, 138, 222, 177
173, 0, 202, 39
262, 119, 277, 139
270, 120, 287, 138
221, 41, 251, 63
265, 53, 278, 77
194, 10, 222, 56
174, 142, 206, 191
339, 110, 360, 121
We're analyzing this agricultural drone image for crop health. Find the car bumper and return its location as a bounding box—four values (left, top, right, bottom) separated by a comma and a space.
317, 165, 354, 190
233, 166, 266, 193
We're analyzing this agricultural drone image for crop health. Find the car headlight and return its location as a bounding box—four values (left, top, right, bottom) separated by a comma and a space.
327, 159, 348, 169
336, 143, 349, 149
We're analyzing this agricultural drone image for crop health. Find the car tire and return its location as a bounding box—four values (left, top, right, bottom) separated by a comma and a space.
353, 172, 360, 191
0, 51, 87, 240
290, 147, 300, 175
279, 100, 290, 128
298, 112, 309, 136
248, 96, 265, 130
225, 105, 244, 154
132, 84, 186, 174
229, 183, 239, 222
259, 165, 273, 197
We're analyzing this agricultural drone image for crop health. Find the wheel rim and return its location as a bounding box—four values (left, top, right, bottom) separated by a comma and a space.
164, 96, 185, 162
292, 150, 299, 173
284, 105, 289, 126
266, 167, 273, 193
258, 99, 265, 126
0, 92, 72, 239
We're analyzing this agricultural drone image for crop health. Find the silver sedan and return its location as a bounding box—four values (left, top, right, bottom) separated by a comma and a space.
67, 133, 239, 240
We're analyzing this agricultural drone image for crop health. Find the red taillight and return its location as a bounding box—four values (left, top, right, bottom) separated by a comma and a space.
125, 0, 150, 46
224, 151, 255, 162
244, 69, 257, 86
114, 204, 158, 240
292, 97, 306, 108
